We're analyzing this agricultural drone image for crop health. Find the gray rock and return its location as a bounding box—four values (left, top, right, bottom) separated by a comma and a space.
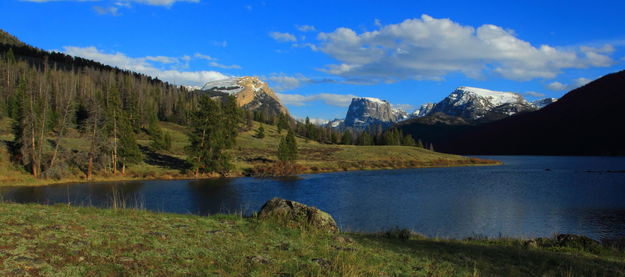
343, 97, 404, 129
258, 198, 339, 233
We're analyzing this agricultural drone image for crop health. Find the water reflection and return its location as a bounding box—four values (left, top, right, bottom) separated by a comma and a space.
1, 156, 624, 240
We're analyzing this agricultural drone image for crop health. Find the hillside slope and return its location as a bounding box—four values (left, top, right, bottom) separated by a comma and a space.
399, 70, 625, 155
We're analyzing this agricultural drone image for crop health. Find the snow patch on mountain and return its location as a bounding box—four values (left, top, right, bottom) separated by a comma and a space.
532, 98, 558, 109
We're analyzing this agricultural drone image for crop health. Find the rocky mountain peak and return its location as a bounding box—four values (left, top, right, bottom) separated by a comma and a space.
426, 87, 535, 121
343, 97, 405, 129
200, 76, 288, 115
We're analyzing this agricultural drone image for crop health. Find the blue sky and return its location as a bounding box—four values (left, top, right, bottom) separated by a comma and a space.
1, 0, 624, 121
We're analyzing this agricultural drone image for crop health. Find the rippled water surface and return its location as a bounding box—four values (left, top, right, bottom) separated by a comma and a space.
2, 156, 625, 239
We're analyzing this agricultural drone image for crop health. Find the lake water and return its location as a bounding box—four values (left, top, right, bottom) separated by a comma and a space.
1, 156, 625, 240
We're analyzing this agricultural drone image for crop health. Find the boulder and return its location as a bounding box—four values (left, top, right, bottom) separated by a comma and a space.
554, 234, 601, 251
258, 198, 338, 233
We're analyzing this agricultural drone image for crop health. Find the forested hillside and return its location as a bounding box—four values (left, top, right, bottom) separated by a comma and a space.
0, 31, 204, 179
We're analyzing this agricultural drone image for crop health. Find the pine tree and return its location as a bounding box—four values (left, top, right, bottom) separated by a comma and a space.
255, 124, 265, 139
186, 95, 238, 176
147, 115, 170, 151
341, 130, 353, 145
117, 115, 142, 175
401, 134, 416, 146
277, 129, 298, 162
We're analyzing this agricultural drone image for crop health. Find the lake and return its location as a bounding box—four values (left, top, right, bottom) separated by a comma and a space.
1, 156, 624, 240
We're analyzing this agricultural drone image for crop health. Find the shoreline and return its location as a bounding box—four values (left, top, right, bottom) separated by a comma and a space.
0, 158, 502, 187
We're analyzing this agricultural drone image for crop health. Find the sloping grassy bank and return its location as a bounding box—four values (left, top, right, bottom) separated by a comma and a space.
0, 202, 623, 276
0, 118, 499, 187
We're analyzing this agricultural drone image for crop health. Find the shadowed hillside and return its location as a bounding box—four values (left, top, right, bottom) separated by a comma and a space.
398, 70, 625, 155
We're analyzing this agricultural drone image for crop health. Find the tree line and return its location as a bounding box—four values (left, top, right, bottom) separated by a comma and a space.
0, 44, 200, 179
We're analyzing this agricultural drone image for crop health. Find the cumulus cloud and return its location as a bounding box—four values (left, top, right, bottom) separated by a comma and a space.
63, 46, 229, 86
315, 14, 614, 82
266, 73, 340, 91
269, 32, 297, 42
524, 91, 545, 98
296, 25, 317, 32
276, 92, 358, 107
546, 77, 592, 91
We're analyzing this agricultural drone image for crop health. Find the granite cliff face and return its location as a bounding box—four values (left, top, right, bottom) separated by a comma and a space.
200, 76, 288, 115
343, 97, 406, 129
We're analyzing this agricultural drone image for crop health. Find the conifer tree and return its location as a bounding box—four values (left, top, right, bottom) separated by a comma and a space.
277, 129, 298, 162
341, 130, 353, 145
401, 134, 416, 146
255, 124, 265, 139
186, 95, 238, 176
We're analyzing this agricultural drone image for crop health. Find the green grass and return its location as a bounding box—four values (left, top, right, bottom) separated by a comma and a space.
0, 118, 498, 187
0, 202, 623, 276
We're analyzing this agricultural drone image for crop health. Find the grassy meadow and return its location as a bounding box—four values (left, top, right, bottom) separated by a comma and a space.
0, 117, 498, 187
0, 202, 623, 276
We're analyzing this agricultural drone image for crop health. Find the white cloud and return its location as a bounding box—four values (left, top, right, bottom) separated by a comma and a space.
145, 55, 178, 63
546, 77, 592, 91
269, 32, 297, 42
268, 74, 311, 91
315, 14, 614, 82
266, 73, 340, 91
392, 104, 413, 112
208, 61, 241, 69
193, 53, 240, 69
374, 18, 382, 27
121, 0, 199, 6
524, 91, 545, 98
292, 43, 318, 51
277, 92, 357, 107
23, 0, 198, 6
22, 0, 99, 2
296, 25, 317, 32
546, 81, 567, 91
193, 53, 215, 60
63, 46, 228, 86
93, 5, 119, 15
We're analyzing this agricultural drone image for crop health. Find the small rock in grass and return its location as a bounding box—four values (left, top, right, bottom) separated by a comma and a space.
119, 256, 135, 263
277, 242, 290, 250
247, 255, 271, 264
312, 258, 331, 267
334, 236, 354, 244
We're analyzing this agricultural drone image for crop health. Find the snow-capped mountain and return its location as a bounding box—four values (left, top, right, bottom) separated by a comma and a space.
327, 119, 344, 129
411, 87, 558, 122
342, 97, 407, 129
532, 98, 558, 109
412, 103, 435, 117
200, 76, 289, 115
426, 86, 534, 121
296, 117, 329, 126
